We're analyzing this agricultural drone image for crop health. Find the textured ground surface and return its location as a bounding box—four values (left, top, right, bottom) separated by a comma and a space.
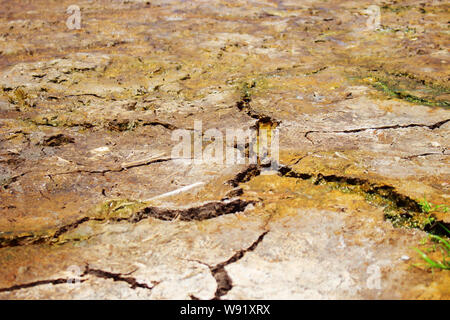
0, 0, 449, 299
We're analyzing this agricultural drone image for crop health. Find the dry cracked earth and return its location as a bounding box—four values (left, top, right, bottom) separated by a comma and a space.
0, 0, 449, 299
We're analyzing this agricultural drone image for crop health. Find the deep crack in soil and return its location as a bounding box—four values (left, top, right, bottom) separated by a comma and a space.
0, 264, 158, 293
123, 199, 253, 223
209, 230, 269, 300
0, 199, 253, 248
277, 166, 450, 235
225, 164, 449, 236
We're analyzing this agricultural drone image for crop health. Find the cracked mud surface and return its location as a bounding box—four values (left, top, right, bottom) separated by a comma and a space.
0, 0, 449, 299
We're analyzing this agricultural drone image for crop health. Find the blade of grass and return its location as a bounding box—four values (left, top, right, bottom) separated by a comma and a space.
412, 247, 448, 269
429, 235, 450, 251
438, 222, 450, 236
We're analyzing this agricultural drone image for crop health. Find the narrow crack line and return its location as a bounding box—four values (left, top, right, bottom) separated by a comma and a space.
213, 231, 269, 269
50, 160, 168, 175
82, 265, 158, 290
26, 117, 178, 132
235, 92, 280, 125
39, 190, 51, 200
64, 93, 105, 99
4, 157, 187, 187
292, 157, 305, 165
262, 211, 276, 230
210, 230, 269, 300
288, 152, 320, 165
0, 278, 86, 293
305, 66, 328, 75
142, 121, 178, 130
47, 157, 179, 176
51, 217, 92, 240
402, 152, 446, 160
1, 170, 31, 188
304, 118, 450, 142
25, 119, 95, 130
290, 155, 307, 165
3, 155, 192, 186
185, 259, 212, 268
0, 216, 95, 248
305, 132, 315, 144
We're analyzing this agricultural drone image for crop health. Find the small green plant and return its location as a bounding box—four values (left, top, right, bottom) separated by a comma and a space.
412, 197, 449, 270
413, 223, 450, 270
418, 197, 448, 214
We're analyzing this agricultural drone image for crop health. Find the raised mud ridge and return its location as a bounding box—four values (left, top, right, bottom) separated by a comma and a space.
282, 166, 449, 235
0, 199, 253, 248
123, 198, 252, 222
229, 164, 449, 236
1, 160, 447, 251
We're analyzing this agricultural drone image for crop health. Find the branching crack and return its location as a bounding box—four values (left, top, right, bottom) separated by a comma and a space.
235, 93, 280, 126
82, 265, 158, 290
211, 231, 269, 300
0, 265, 158, 294
192, 230, 269, 300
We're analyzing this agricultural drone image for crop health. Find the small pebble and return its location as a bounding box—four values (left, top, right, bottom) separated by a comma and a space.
431, 141, 440, 147
400, 255, 410, 261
